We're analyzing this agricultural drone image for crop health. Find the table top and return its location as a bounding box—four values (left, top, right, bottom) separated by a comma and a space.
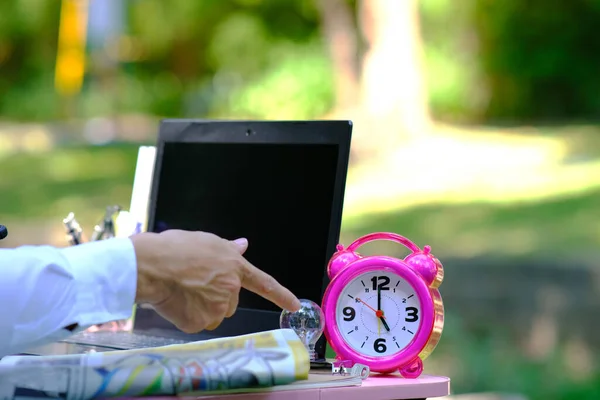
154, 374, 451, 400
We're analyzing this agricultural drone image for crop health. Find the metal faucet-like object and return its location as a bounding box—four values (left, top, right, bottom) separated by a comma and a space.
90, 205, 122, 241
63, 205, 123, 245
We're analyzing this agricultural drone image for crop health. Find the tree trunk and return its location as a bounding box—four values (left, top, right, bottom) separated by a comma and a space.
315, 0, 360, 112
357, 0, 431, 149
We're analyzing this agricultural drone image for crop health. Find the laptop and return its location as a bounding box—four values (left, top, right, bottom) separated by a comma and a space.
26, 119, 352, 360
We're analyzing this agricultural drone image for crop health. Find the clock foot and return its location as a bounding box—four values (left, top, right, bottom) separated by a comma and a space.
399, 357, 423, 379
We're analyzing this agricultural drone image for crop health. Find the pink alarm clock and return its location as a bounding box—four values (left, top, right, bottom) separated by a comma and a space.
321, 232, 444, 378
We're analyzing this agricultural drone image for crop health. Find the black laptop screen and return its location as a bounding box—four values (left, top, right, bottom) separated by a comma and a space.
151, 142, 339, 313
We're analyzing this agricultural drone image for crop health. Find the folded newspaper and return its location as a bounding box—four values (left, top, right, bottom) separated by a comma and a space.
0, 328, 310, 399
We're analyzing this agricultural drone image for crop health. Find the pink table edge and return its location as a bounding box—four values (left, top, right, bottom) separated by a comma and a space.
150, 374, 451, 400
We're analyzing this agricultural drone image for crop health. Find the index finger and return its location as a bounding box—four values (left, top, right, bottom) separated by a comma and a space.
240, 259, 301, 312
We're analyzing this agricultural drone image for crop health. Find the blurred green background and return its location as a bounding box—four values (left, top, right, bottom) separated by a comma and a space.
1, 0, 600, 399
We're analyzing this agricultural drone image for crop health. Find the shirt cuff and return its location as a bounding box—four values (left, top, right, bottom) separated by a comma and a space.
60, 238, 137, 327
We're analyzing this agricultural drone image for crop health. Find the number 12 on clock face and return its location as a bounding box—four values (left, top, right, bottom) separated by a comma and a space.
335, 271, 421, 357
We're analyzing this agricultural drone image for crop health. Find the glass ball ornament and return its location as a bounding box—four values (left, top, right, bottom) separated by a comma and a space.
280, 299, 326, 361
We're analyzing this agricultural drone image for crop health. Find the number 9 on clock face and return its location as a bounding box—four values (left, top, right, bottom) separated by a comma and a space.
336, 270, 421, 357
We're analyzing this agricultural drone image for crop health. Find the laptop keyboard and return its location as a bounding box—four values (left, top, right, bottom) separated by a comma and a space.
60, 331, 188, 350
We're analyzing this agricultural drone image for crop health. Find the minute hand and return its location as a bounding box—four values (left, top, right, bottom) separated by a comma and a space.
377, 287, 390, 332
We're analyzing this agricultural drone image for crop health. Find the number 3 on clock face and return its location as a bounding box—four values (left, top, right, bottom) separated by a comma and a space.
335, 271, 421, 357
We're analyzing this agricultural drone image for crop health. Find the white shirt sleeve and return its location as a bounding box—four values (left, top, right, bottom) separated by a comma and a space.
0, 238, 137, 358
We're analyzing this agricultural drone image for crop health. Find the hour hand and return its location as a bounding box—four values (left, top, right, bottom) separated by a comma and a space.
380, 316, 390, 332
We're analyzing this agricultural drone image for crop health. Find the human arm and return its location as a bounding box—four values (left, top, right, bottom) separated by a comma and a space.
0, 238, 137, 358
0, 230, 301, 358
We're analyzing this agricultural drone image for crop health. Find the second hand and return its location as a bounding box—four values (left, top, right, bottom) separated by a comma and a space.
355, 297, 380, 314
355, 297, 390, 333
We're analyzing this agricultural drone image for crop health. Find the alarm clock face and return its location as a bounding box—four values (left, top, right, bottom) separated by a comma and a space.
335, 270, 421, 357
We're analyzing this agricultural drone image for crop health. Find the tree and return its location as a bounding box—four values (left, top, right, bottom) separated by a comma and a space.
317, 0, 432, 157
358, 0, 431, 140
315, 0, 360, 112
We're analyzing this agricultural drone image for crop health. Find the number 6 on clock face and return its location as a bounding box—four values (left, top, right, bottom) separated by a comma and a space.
321, 232, 444, 378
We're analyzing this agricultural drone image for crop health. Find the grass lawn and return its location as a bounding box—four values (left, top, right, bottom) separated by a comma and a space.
341, 188, 600, 262
0, 142, 142, 246
2, 140, 599, 260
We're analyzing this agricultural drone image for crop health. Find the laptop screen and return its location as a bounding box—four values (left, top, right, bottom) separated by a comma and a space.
151, 142, 340, 313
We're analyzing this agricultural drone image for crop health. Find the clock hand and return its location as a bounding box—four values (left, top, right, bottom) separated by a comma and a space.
376, 286, 390, 332
356, 297, 389, 333
377, 287, 382, 335
380, 315, 391, 332
355, 297, 379, 314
